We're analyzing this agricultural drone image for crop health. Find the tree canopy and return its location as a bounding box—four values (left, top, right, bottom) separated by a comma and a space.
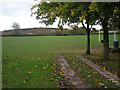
91, 2, 120, 60
31, 1, 120, 59
31, 2, 97, 30
31, 2, 98, 54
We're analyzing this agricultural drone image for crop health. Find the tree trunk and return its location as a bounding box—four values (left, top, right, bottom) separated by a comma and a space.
81, 16, 91, 55
102, 20, 110, 60
86, 23, 90, 55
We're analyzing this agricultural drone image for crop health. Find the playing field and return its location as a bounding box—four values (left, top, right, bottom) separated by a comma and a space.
2, 34, 119, 88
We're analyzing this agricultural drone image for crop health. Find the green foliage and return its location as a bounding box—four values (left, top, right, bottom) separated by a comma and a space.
90, 2, 120, 29
31, 2, 95, 30
31, 2, 120, 33
70, 25, 87, 35
89, 2, 120, 60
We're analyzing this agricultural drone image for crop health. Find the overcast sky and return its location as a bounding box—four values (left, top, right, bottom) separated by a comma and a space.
0, 0, 64, 31
0, 0, 101, 31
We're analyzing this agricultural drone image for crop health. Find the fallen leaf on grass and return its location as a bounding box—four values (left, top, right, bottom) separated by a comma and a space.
88, 75, 91, 77
99, 83, 104, 86
56, 85, 59, 87
72, 82, 76, 85
95, 79, 98, 82
51, 66, 55, 70
60, 72, 64, 76
51, 78, 54, 81
93, 71, 98, 74
35, 65, 38, 68
27, 72, 31, 74
43, 67, 46, 69
105, 86, 107, 88
114, 72, 117, 78
66, 70, 68, 72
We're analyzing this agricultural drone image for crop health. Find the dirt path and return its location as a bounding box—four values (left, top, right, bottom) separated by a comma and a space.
77, 55, 120, 87
57, 55, 90, 88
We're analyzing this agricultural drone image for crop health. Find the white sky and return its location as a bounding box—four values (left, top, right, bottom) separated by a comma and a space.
0, 0, 101, 31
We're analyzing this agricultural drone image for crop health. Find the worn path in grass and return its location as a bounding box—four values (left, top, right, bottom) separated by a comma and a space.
57, 55, 90, 88
76, 55, 120, 87
57, 55, 120, 88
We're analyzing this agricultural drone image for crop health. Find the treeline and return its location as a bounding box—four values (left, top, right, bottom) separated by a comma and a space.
2, 27, 89, 36
2, 27, 119, 36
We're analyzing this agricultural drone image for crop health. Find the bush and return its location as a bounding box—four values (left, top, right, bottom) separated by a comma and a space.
70, 25, 87, 35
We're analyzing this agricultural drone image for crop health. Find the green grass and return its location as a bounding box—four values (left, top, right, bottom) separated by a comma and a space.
2, 34, 119, 88
2, 54, 59, 88
64, 54, 118, 88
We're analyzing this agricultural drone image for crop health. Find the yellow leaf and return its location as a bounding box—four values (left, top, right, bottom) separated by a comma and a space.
114, 8, 118, 13
35, 65, 37, 67
43, 67, 46, 69
99, 83, 104, 86
28, 72, 31, 74
88, 75, 91, 77
93, 71, 98, 74
72, 82, 76, 85
66, 70, 68, 72
105, 86, 107, 88
71, 9, 74, 16
114, 72, 117, 78
51, 78, 54, 80
103, 66, 106, 70
79, 16, 85, 22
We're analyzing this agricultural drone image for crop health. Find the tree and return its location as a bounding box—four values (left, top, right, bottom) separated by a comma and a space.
11, 22, 20, 29
92, 2, 120, 60
69, 25, 86, 35
108, 4, 120, 30
31, 2, 97, 55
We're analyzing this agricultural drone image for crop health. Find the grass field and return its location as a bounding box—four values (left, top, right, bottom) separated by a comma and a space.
2, 34, 119, 88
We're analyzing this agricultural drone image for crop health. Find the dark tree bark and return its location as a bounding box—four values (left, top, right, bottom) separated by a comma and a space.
81, 20, 91, 55
86, 23, 90, 55
102, 19, 110, 60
